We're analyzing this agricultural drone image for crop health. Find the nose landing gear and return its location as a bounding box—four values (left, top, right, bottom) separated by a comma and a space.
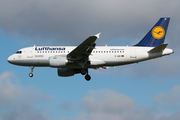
29, 66, 34, 77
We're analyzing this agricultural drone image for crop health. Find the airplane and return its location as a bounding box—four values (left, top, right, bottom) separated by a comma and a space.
7, 17, 174, 81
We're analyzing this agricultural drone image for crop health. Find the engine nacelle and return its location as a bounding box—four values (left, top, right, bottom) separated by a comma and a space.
57, 68, 80, 77
49, 56, 68, 67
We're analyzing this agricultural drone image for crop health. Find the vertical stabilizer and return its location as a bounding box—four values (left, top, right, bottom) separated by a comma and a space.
135, 18, 170, 47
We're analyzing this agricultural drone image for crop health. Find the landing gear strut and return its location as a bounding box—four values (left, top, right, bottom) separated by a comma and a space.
81, 69, 87, 75
29, 66, 34, 77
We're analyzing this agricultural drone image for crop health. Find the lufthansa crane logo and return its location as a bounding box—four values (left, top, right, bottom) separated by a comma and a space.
151, 26, 165, 39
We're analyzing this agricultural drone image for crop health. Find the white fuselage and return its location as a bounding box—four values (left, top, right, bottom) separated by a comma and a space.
7, 45, 173, 68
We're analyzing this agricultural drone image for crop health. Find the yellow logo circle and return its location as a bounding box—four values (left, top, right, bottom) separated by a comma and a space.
151, 26, 165, 39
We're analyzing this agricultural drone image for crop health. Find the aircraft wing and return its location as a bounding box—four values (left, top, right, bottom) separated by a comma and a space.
67, 33, 100, 61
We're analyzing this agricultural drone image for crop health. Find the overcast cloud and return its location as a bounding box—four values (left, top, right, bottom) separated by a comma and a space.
153, 86, 180, 110
59, 89, 180, 120
1, 71, 180, 120
0, 71, 52, 120
0, 0, 180, 47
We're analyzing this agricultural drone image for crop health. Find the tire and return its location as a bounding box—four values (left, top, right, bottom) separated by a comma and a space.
85, 74, 91, 81
81, 69, 87, 75
29, 73, 33, 77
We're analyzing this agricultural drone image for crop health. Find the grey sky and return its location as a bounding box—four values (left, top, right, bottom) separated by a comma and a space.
0, 0, 180, 47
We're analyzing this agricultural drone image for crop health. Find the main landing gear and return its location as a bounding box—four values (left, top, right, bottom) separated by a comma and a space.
28, 66, 91, 81
81, 69, 91, 81
29, 66, 34, 77
85, 74, 91, 81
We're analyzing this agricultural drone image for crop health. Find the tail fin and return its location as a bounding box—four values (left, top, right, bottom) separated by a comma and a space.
135, 17, 170, 47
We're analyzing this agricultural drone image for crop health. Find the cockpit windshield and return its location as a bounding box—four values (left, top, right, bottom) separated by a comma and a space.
15, 51, 22, 54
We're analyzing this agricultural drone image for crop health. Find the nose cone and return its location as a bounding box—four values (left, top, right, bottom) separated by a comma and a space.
7, 55, 14, 64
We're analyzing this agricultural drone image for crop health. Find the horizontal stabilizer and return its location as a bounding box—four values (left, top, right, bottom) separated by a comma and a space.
148, 44, 168, 53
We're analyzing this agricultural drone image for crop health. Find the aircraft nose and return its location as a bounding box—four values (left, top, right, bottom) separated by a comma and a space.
7, 55, 14, 64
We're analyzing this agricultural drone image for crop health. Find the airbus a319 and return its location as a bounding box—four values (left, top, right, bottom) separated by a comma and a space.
7, 18, 173, 81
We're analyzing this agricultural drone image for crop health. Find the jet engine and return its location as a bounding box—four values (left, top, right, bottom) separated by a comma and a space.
57, 68, 80, 77
49, 56, 68, 67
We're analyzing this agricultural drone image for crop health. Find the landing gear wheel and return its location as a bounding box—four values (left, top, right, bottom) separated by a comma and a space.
29, 73, 33, 77
81, 69, 87, 75
85, 74, 91, 81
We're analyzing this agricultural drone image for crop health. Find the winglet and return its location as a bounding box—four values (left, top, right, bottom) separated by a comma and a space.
95, 33, 101, 38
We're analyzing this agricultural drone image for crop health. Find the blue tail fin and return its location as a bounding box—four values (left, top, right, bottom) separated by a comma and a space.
135, 17, 170, 47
